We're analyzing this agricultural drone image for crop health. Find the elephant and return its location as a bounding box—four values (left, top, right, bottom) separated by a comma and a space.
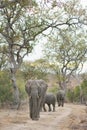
25, 79, 48, 120
43, 92, 56, 112
56, 90, 65, 107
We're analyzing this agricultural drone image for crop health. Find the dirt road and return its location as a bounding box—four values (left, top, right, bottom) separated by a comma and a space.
0, 103, 87, 130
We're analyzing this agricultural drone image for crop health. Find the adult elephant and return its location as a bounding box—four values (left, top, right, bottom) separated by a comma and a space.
43, 92, 56, 112
25, 79, 48, 120
56, 90, 65, 107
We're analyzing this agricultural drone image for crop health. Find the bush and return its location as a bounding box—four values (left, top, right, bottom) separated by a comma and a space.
16, 76, 27, 99
0, 71, 13, 105
67, 89, 75, 102
0, 70, 27, 106
67, 86, 81, 103
67, 79, 87, 103
81, 79, 87, 96
74, 86, 80, 102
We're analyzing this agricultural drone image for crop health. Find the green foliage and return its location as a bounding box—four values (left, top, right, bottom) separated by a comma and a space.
0, 70, 27, 105
67, 89, 74, 102
67, 87, 80, 102
48, 85, 58, 95
81, 79, 87, 95
67, 79, 87, 103
16, 71, 27, 99
80, 79, 87, 102
0, 71, 13, 104
21, 61, 48, 81
74, 86, 80, 102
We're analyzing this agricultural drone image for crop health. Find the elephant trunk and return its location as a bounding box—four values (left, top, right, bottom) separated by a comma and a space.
29, 94, 39, 120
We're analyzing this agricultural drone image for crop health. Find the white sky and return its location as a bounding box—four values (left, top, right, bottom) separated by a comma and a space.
24, 43, 44, 61
81, 0, 87, 7
24, 0, 87, 73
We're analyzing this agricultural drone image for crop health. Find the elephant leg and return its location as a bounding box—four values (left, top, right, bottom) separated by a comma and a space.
57, 98, 60, 107
53, 104, 55, 112
35, 98, 40, 120
43, 104, 47, 112
60, 100, 62, 106
29, 98, 33, 119
38, 98, 41, 119
58, 103, 60, 106
48, 104, 51, 111
59, 101, 61, 106
61, 100, 64, 107
39, 97, 44, 112
57, 99, 61, 106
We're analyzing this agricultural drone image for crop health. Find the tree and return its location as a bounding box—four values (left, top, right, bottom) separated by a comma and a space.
0, 0, 86, 107
0, 0, 48, 107
43, 28, 87, 91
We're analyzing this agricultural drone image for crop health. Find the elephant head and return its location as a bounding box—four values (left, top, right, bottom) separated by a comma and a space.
25, 79, 48, 120
56, 89, 65, 107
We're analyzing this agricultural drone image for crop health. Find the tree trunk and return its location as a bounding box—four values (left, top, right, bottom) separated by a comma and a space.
10, 68, 20, 109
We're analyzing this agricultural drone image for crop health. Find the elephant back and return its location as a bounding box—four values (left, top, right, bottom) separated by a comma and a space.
44, 92, 56, 104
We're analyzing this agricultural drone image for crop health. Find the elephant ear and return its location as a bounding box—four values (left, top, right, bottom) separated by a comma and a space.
25, 80, 32, 96
39, 79, 48, 90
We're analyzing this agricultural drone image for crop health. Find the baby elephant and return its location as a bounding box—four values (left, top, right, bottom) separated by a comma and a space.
56, 90, 65, 107
43, 92, 56, 112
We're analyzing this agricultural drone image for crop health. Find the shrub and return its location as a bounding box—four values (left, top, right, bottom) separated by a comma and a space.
66, 89, 75, 102
74, 86, 80, 102
16, 77, 27, 99
0, 71, 13, 105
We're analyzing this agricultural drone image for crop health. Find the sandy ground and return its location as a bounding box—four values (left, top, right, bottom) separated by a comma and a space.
0, 103, 87, 130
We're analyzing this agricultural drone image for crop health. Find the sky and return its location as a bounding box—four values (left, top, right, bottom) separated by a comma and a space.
24, 0, 87, 73
81, 0, 87, 7
24, 43, 44, 61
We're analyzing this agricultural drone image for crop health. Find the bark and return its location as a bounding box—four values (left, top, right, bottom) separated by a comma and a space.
10, 68, 20, 109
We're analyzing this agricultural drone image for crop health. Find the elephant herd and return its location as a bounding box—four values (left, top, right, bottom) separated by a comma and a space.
25, 79, 65, 120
